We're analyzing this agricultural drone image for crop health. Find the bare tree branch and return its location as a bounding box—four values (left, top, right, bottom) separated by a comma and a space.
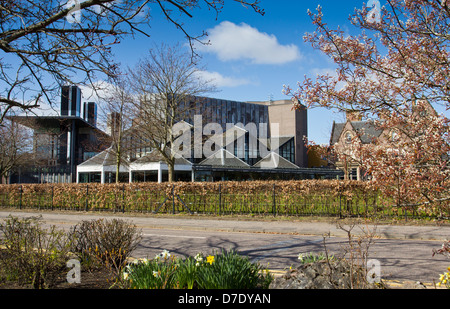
0, 0, 264, 121
127, 43, 217, 182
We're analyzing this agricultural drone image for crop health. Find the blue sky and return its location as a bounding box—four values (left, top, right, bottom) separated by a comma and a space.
107, 0, 372, 145
8, 1, 375, 145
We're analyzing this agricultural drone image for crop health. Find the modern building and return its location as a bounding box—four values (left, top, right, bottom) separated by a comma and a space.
8, 85, 110, 183
61, 85, 79, 116
77, 96, 342, 183
83, 101, 98, 127
250, 99, 308, 168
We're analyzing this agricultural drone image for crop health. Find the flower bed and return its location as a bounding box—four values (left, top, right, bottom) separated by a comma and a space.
121, 249, 273, 289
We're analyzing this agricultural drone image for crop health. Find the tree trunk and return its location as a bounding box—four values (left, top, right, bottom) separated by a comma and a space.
116, 161, 120, 183
116, 140, 121, 184
0, 169, 8, 184
168, 160, 175, 183
116, 154, 121, 183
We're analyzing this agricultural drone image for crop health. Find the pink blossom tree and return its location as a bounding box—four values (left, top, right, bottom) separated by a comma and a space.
285, 1, 450, 214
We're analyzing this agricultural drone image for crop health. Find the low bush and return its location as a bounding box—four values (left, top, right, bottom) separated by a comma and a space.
0, 215, 73, 288
68, 218, 142, 275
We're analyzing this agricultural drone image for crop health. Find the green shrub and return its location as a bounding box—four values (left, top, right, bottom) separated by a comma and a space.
175, 255, 202, 289
195, 250, 272, 289
122, 251, 178, 289
122, 250, 200, 289
298, 252, 334, 264
0, 215, 73, 288
121, 250, 272, 289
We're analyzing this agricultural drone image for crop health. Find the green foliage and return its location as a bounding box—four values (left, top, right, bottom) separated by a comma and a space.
123, 253, 178, 289
122, 251, 202, 289
174, 255, 202, 289
0, 215, 73, 288
298, 252, 334, 264
121, 250, 273, 289
195, 250, 272, 289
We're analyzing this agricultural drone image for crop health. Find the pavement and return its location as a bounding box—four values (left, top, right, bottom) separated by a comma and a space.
0, 209, 449, 241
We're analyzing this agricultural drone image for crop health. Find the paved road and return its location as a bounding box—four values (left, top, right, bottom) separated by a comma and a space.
0, 209, 449, 285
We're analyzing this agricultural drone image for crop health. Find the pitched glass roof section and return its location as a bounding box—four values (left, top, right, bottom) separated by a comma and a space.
253, 152, 300, 169
198, 148, 250, 168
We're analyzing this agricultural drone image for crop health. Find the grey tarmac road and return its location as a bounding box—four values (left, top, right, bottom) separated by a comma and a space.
0, 209, 449, 285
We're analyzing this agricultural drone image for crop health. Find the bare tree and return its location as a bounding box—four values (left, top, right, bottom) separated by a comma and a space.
0, 120, 32, 183
98, 78, 135, 183
0, 0, 264, 122
128, 43, 216, 182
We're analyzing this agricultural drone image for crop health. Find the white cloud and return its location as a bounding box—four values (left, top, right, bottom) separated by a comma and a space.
78, 80, 114, 103
199, 21, 301, 65
196, 71, 252, 88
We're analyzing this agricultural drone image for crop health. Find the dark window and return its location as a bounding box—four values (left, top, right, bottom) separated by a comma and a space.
279, 138, 295, 164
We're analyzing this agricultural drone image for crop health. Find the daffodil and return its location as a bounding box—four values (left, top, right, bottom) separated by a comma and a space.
156, 249, 171, 260
194, 253, 204, 266
123, 272, 129, 280
206, 255, 215, 265
437, 268, 450, 288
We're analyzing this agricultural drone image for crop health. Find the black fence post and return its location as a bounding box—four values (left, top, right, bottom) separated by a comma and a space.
218, 184, 222, 215
122, 184, 125, 213
19, 185, 22, 210
51, 186, 54, 211
272, 184, 276, 217
172, 184, 175, 214
85, 184, 89, 211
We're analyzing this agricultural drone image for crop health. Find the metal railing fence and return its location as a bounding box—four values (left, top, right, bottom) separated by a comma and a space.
0, 182, 447, 220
